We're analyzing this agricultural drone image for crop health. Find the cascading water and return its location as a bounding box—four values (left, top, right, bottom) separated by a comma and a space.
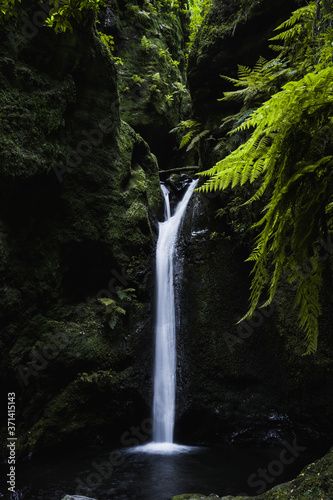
153, 179, 198, 444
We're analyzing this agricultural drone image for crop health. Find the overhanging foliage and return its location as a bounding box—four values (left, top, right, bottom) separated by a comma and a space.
198, 0, 333, 353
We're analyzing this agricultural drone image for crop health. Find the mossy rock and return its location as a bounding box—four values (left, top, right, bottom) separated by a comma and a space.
99, 0, 191, 170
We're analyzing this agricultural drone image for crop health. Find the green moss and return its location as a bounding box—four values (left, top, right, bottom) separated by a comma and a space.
0, 59, 75, 179
259, 448, 333, 499
106, 120, 162, 265
0, 0, 165, 461
191, 0, 263, 58
7, 299, 144, 456
20, 369, 126, 452
111, 0, 190, 135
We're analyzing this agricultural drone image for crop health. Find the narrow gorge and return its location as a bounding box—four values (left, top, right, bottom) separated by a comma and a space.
0, 0, 333, 499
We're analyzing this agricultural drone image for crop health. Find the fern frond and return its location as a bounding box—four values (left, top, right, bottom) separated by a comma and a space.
326, 202, 333, 213
269, 44, 285, 52
220, 74, 247, 87
269, 2, 316, 59
180, 131, 195, 149
270, 24, 303, 42
179, 119, 199, 129
186, 130, 210, 151
293, 270, 322, 354
272, 2, 316, 32
220, 89, 249, 102
201, 59, 333, 352
198, 0, 333, 353
237, 64, 252, 80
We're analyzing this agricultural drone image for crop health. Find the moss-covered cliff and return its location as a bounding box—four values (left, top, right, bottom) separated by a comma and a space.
0, 0, 168, 456
158, 0, 333, 451
99, 0, 191, 170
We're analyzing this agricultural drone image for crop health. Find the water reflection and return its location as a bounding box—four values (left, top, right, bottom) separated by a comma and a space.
2, 443, 326, 500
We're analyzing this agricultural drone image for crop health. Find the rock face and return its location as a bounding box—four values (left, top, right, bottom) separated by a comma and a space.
100, 0, 191, 170
0, 0, 332, 483
188, 0, 299, 131
0, 2, 165, 455
174, 190, 333, 447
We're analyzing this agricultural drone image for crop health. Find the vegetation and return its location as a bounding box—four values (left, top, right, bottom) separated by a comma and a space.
98, 288, 136, 329
0, 0, 107, 31
199, 1, 333, 353
0, 0, 332, 487
187, 0, 213, 48
0, 0, 213, 46
98, 31, 124, 65
0, 0, 20, 21
170, 119, 210, 151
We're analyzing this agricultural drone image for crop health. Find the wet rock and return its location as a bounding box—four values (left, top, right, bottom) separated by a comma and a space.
61, 495, 98, 500
174, 190, 333, 448
100, 0, 191, 171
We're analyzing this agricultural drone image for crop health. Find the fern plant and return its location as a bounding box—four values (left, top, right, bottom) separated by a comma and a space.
98, 32, 124, 65
269, 1, 320, 73
99, 32, 114, 53
269, 2, 317, 48
199, 2, 333, 354
141, 35, 154, 52
221, 56, 294, 106
0, 0, 106, 31
170, 119, 210, 151
98, 288, 136, 329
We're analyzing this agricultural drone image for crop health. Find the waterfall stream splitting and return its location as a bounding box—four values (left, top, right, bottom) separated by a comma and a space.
153, 179, 198, 444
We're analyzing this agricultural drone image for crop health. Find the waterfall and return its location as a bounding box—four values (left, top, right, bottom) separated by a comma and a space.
153, 179, 198, 443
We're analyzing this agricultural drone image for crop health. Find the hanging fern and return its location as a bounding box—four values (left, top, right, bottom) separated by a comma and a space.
170, 119, 209, 151
220, 57, 293, 105
199, 18, 333, 355
269, 1, 319, 73
269, 2, 317, 46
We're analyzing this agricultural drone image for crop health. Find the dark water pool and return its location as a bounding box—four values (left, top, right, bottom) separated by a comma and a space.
0, 441, 327, 500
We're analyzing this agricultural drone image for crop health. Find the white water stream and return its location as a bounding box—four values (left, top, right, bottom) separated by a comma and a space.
153, 179, 198, 444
